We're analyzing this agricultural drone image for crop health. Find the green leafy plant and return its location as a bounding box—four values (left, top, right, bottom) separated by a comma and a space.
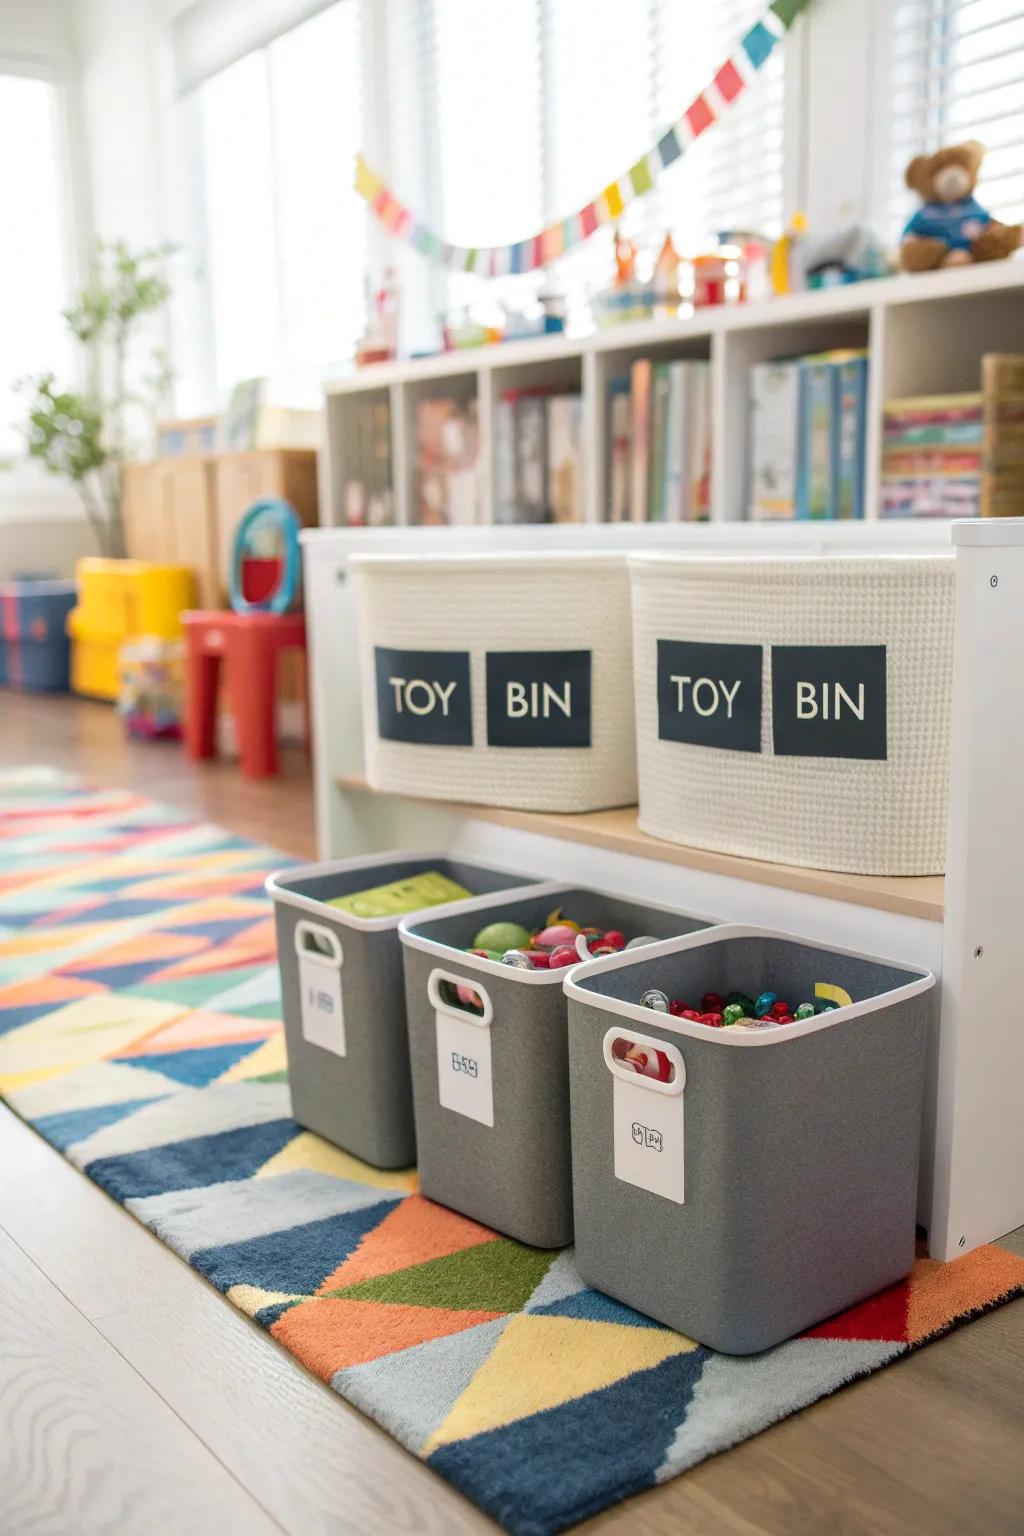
16, 240, 175, 557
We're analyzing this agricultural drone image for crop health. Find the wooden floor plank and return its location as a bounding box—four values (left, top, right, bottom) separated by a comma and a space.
95, 1289, 494, 1536
0, 1226, 281, 1536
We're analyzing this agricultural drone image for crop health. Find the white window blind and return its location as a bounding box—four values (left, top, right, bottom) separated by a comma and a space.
191, 0, 365, 400
0, 70, 70, 458
883, 0, 1024, 234
388, 0, 788, 325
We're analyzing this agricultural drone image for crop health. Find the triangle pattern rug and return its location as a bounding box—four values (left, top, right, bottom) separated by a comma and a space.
1, 768, 1021, 1536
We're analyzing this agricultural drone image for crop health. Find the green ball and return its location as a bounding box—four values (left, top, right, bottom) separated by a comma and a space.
726, 992, 755, 1016
794, 1002, 816, 1020
815, 999, 840, 1014
722, 1002, 747, 1026
472, 921, 532, 953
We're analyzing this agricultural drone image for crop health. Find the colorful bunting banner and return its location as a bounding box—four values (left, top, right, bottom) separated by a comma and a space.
354, 0, 811, 273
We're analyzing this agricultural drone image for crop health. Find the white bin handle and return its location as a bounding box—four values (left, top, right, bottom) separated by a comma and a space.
602, 1027, 685, 1095
295, 920, 343, 968
428, 967, 493, 1028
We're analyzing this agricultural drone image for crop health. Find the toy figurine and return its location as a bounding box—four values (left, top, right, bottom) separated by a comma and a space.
653, 232, 681, 317
613, 227, 638, 288
900, 141, 1021, 272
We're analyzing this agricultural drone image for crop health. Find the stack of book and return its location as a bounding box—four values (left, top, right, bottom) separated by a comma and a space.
608, 359, 712, 522
414, 397, 480, 526
748, 350, 868, 520
981, 355, 1024, 518
341, 396, 393, 527
494, 390, 583, 524
881, 393, 981, 519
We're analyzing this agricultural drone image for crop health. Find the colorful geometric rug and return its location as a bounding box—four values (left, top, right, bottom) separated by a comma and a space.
0, 767, 1021, 1536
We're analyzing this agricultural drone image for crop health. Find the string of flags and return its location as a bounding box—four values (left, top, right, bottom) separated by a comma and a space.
354, 0, 811, 275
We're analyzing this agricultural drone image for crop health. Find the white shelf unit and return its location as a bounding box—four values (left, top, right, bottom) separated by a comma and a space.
302, 515, 1024, 1266
321, 259, 1024, 527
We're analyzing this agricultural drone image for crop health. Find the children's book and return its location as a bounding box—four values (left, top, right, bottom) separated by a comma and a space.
607, 377, 632, 521
629, 359, 651, 522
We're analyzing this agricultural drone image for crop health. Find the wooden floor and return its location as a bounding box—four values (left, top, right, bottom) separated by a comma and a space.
1, 691, 1022, 1536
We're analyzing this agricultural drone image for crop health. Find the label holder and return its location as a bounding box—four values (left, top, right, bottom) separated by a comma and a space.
429, 967, 495, 1128
603, 1027, 686, 1204
295, 920, 346, 1057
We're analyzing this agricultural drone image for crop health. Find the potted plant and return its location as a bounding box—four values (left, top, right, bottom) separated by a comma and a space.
16, 240, 174, 558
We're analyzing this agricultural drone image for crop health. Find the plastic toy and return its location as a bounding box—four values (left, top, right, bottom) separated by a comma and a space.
653, 232, 682, 317
613, 228, 638, 288
118, 637, 184, 739
230, 498, 302, 615
466, 906, 640, 971
901, 141, 1021, 272
638, 980, 851, 1028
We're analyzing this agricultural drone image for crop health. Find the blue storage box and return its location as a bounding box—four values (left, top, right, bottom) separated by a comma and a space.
0, 578, 77, 692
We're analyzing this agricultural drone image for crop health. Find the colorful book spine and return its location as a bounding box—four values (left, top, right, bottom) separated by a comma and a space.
835, 355, 868, 520
748, 359, 801, 520
687, 362, 712, 520
629, 360, 651, 522
663, 362, 689, 521
515, 395, 548, 524
607, 378, 631, 522
647, 363, 672, 521
797, 360, 837, 520
982, 354, 1024, 518
547, 394, 583, 523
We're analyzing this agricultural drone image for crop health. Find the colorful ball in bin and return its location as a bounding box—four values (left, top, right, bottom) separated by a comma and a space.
474, 921, 532, 952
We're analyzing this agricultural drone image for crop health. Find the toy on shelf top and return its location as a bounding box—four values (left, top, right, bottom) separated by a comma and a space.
900, 141, 1022, 273
771, 212, 890, 294
229, 498, 302, 615
357, 268, 399, 366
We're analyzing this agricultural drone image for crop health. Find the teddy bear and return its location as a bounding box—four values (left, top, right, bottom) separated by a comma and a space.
900, 140, 1021, 272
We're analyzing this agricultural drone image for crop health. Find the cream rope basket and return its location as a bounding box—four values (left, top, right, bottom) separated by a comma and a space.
352, 551, 637, 813
629, 551, 955, 875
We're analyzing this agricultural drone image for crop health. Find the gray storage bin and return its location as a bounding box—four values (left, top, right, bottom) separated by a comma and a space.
564, 925, 934, 1354
267, 851, 537, 1169
400, 883, 714, 1247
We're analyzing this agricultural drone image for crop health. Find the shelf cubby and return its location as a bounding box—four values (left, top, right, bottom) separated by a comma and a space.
321, 260, 1024, 529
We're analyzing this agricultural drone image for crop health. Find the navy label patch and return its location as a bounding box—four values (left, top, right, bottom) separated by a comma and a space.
374, 647, 472, 746
771, 645, 887, 759
486, 650, 591, 748
657, 640, 763, 753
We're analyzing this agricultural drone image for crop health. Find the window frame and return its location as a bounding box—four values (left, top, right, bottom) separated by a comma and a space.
0, 50, 86, 509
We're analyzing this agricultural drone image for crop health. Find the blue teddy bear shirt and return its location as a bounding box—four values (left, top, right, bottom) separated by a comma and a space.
903, 196, 991, 250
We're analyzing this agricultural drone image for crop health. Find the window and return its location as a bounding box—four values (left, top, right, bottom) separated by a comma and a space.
0, 69, 70, 460
183, 0, 790, 388
412, 0, 787, 324
882, 0, 1024, 234
191, 0, 365, 401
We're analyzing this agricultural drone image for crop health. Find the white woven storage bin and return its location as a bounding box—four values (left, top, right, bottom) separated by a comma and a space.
353, 552, 637, 812
630, 551, 955, 875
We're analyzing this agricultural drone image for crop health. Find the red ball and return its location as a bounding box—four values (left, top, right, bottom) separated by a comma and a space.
775, 1013, 795, 1024
770, 1000, 791, 1019
602, 930, 626, 951
701, 992, 726, 1013
547, 945, 578, 968
526, 950, 550, 968
700, 1011, 724, 1027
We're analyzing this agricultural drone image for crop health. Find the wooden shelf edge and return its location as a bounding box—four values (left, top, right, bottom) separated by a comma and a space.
337, 775, 945, 923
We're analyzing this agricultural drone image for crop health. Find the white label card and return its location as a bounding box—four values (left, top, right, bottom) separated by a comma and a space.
605, 1029, 686, 1204
430, 970, 494, 1127
296, 923, 346, 1058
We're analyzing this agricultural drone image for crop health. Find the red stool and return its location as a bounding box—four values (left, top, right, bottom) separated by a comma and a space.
183, 610, 307, 779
